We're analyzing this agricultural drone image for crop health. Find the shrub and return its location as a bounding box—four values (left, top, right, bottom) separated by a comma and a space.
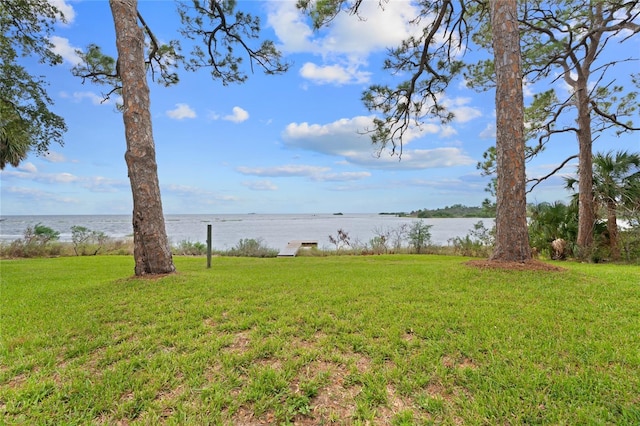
369, 236, 388, 254
1, 224, 62, 258
71, 226, 109, 256
104, 239, 134, 256
407, 220, 432, 254
26, 223, 60, 246
620, 220, 640, 263
173, 240, 207, 256
226, 238, 278, 258
328, 229, 351, 251
449, 235, 489, 258
449, 221, 494, 258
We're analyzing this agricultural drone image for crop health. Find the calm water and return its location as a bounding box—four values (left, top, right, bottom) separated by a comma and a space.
0, 214, 492, 250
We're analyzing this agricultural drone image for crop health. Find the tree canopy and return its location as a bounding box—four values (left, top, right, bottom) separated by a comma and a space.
0, 0, 68, 169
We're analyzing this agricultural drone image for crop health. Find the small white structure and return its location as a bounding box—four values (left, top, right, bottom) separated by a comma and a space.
277, 240, 318, 257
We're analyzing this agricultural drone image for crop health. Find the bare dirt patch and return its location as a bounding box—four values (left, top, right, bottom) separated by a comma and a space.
465, 259, 566, 272
5, 372, 28, 389
442, 355, 477, 370
225, 331, 252, 353
374, 384, 424, 425
232, 406, 277, 425
301, 360, 361, 424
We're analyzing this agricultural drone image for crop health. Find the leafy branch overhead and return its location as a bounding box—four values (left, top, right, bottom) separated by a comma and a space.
72, 9, 182, 101
72, 0, 291, 99
467, 0, 640, 187
0, 0, 68, 168
178, 0, 290, 85
300, 0, 477, 158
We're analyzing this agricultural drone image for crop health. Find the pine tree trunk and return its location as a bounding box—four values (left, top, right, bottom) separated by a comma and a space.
575, 80, 595, 257
572, 3, 603, 258
110, 0, 175, 275
489, 0, 532, 262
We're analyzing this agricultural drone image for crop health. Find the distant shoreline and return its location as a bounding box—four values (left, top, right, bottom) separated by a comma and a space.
379, 204, 495, 219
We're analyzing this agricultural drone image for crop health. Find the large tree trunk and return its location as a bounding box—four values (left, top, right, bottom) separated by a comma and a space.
489, 0, 532, 262
575, 76, 595, 257
110, 0, 175, 276
572, 3, 603, 258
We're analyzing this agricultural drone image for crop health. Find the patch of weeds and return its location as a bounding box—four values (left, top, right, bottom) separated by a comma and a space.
286, 393, 312, 416
392, 409, 417, 425
416, 393, 445, 415
360, 373, 388, 407
244, 366, 289, 413
353, 399, 376, 422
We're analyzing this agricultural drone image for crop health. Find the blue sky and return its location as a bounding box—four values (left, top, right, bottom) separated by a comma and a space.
1, 0, 639, 215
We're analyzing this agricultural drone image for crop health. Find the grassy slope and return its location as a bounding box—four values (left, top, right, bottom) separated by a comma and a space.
1, 255, 639, 425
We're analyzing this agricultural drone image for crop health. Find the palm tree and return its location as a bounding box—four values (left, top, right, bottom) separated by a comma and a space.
0, 116, 31, 169
528, 201, 579, 259
566, 150, 640, 260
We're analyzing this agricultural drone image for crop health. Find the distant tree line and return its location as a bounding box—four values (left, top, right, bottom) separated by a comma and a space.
407, 204, 495, 219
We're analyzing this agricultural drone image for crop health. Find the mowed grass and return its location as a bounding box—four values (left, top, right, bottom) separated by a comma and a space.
1, 255, 639, 425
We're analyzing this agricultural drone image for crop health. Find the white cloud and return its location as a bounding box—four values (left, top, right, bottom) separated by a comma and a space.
52, 172, 78, 183
266, 2, 316, 53
439, 126, 458, 138
49, 36, 82, 65
268, 1, 421, 56
441, 97, 483, 123
3, 170, 77, 184
236, 164, 330, 178
242, 180, 278, 191
1, 168, 127, 192
283, 116, 378, 157
523, 77, 534, 98
18, 162, 38, 173
164, 184, 239, 202
49, 0, 76, 24
236, 165, 370, 183
300, 62, 371, 85
166, 103, 197, 120
282, 114, 476, 170
348, 147, 476, 170
479, 123, 496, 139
60, 91, 117, 106
268, 1, 422, 86
282, 115, 452, 159
82, 176, 127, 192
4, 186, 79, 204
451, 106, 483, 123
405, 174, 488, 193
44, 151, 67, 163
319, 1, 424, 55
223, 107, 249, 123
282, 115, 475, 170
312, 171, 371, 182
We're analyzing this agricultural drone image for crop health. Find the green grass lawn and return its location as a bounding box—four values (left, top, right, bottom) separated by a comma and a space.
1, 255, 639, 425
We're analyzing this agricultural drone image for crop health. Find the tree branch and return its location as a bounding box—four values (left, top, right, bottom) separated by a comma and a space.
590, 100, 640, 131
527, 154, 578, 193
